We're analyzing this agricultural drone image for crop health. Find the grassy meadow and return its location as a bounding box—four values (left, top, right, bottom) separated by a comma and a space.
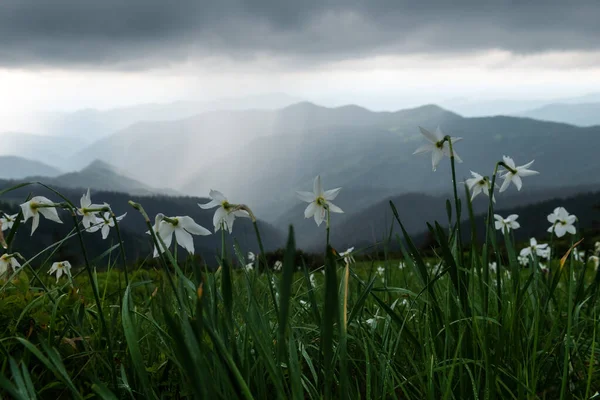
1, 133, 600, 399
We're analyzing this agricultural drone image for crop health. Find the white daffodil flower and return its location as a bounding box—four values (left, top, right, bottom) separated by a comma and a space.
273, 260, 283, 271
89, 212, 127, 240
590, 256, 600, 270
573, 249, 586, 262
376, 266, 385, 276
309, 273, 317, 287
519, 238, 550, 259
150, 213, 211, 257
247, 252, 256, 262
244, 263, 254, 272
547, 207, 577, 238
0, 254, 21, 278
0, 213, 18, 231
498, 156, 539, 193
48, 261, 72, 283
594, 241, 600, 256
494, 214, 520, 232
489, 262, 497, 273
413, 126, 462, 171
518, 255, 529, 266
339, 247, 355, 264
465, 171, 495, 202
365, 309, 384, 329
198, 190, 250, 234
297, 175, 344, 227
77, 189, 106, 229
539, 265, 550, 275
20, 196, 63, 235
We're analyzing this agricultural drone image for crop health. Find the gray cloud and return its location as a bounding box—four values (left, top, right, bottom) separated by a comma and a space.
1, 0, 599, 69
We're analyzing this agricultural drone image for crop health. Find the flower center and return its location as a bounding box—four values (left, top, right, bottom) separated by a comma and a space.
221, 201, 232, 211
435, 140, 444, 149
316, 196, 326, 206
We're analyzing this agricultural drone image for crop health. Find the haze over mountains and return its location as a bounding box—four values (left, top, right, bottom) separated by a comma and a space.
517, 102, 600, 126
35, 93, 303, 144
2, 95, 600, 252
0, 156, 62, 179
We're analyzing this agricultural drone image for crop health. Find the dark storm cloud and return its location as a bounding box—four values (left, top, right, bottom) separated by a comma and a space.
1, 0, 599, 69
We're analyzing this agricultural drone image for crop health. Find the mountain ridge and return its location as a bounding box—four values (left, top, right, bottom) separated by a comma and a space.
0, 155, 62, 179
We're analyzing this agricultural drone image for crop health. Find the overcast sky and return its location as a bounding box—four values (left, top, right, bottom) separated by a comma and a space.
2, 0, 600, 129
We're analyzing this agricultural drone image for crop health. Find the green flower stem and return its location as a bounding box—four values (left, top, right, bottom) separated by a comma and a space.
111, 212, 129, 288
325, 206, 331, 249
484, 162, 501, 312
163, 216, 179, 225
446, 137, 462, 256
69, 210, 118, 393
128, 201, 182, 308
561, 242, 574, 399
252, 219, 279, 315
80, 206, 111, 213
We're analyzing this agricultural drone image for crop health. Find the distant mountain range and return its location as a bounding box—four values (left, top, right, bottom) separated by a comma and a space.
443, 92, 600, 118
181, 103, 600, 218
58, 101, 600, 225
3, 99, 600, 237
0, 132, 86, 170
36, 93, 303, 144
25, 159, 178, 195
5, 158, 176, 195
517, 102, 600, 126
0, 156, 62, 179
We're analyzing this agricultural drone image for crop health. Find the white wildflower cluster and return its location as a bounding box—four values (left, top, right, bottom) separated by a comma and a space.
10, 189, 129, 283
411, 125, 586, 278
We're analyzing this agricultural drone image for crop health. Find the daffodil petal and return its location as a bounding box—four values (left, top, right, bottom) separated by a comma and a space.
212, 207, 227, 229
328, 202, 344, 213
178, 216, 211, 236
296, 191, 315, 202
313, 175, 323, 196
431, 149, 444, 171
512, 175, 523, 191
209, 190, 227, 202
419, 126, 438, 143
499, 175, 511, 193
175, 228, 195, 254
413, 143, 433, 154
304, 202, 318, 218
198, 199, 221, 209
323, 187, 342, 201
